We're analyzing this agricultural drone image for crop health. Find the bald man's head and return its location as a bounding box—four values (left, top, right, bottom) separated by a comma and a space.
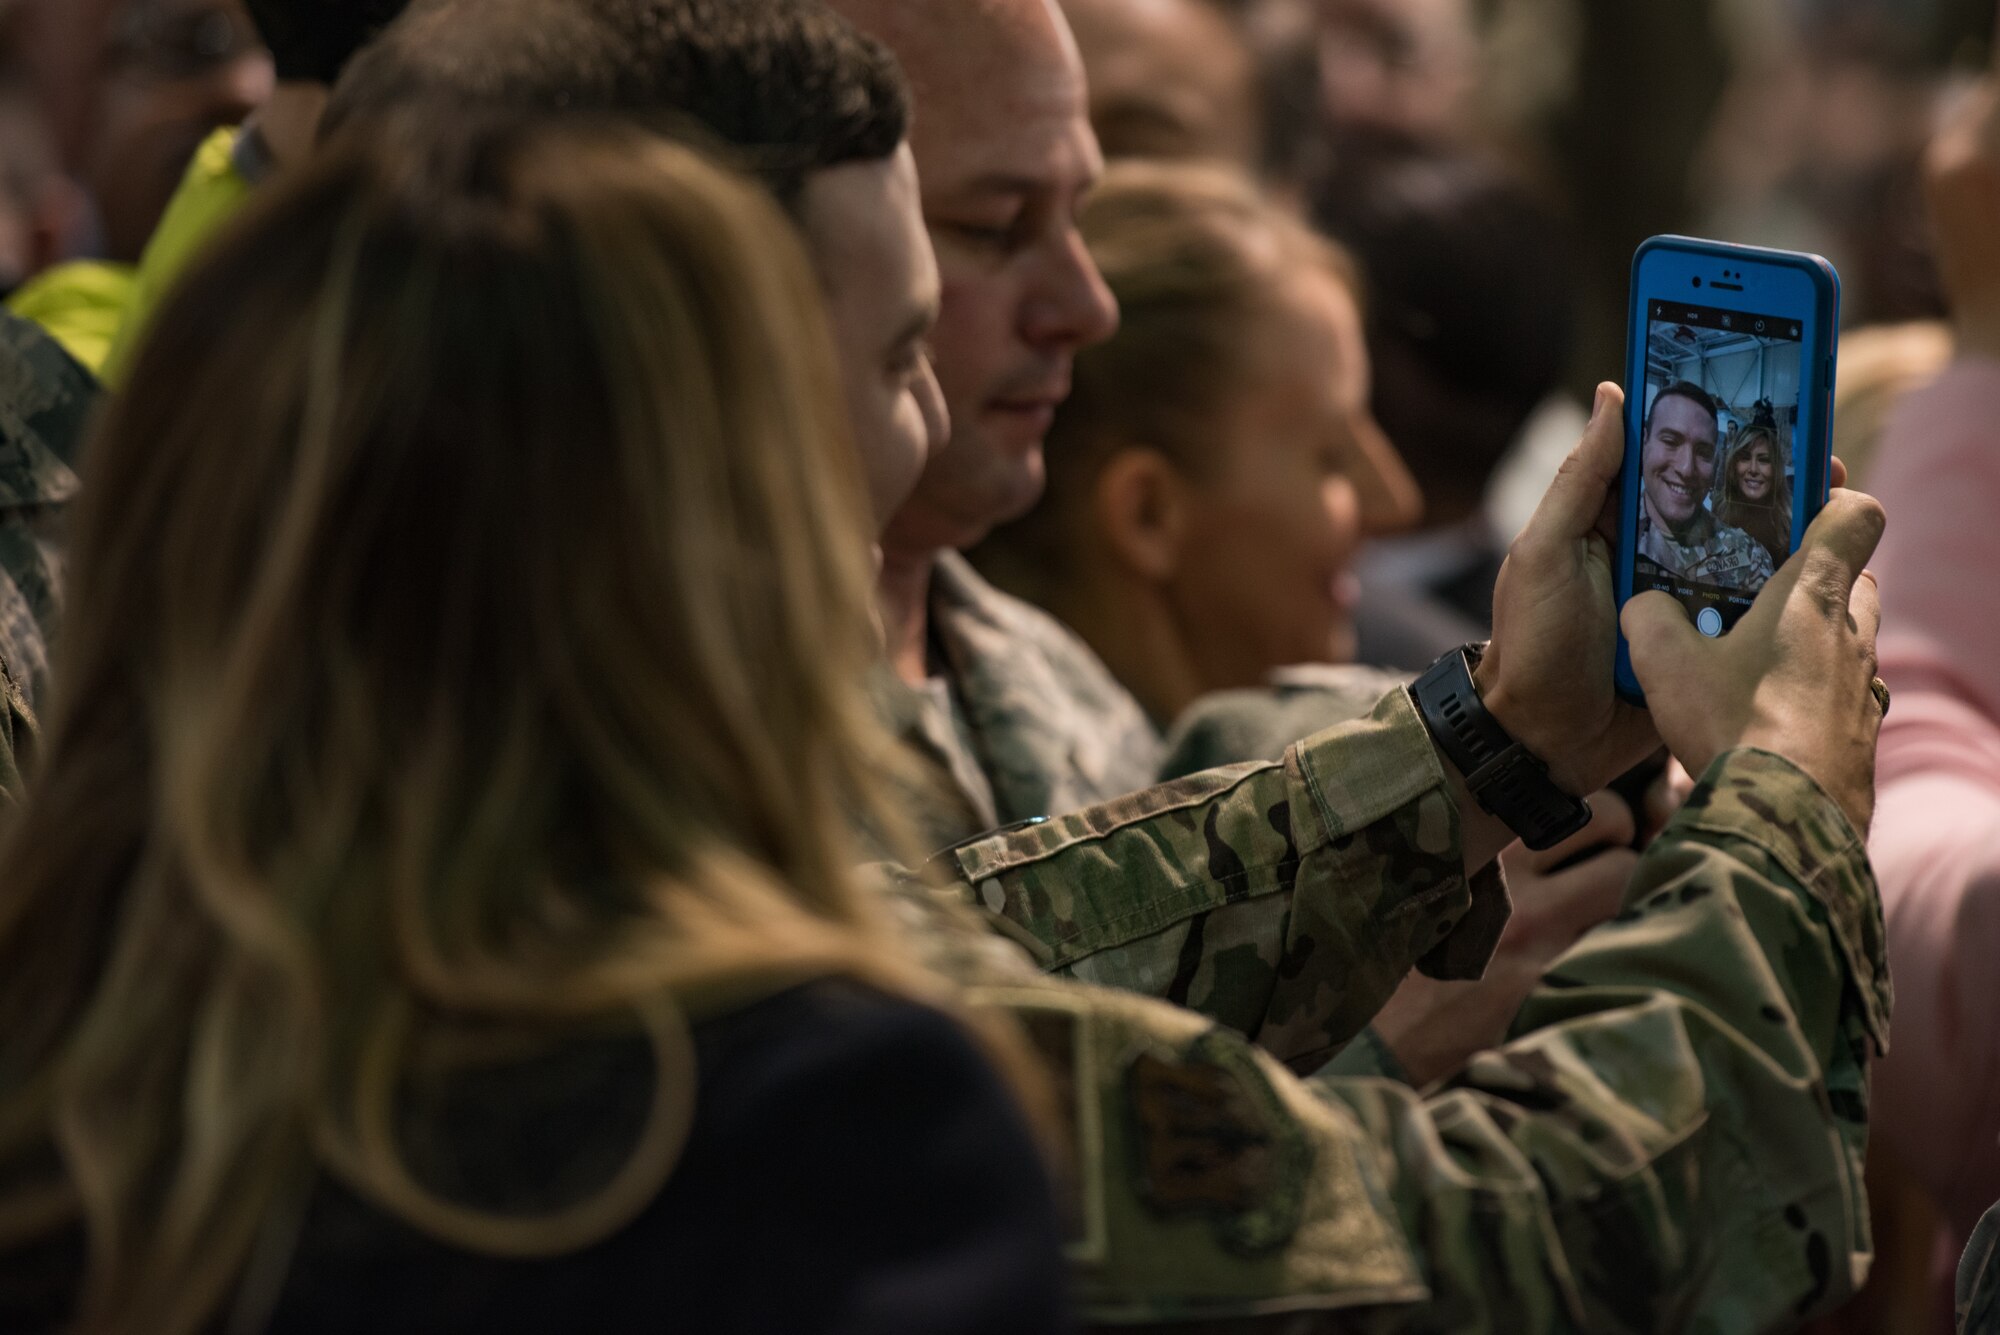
827, 0, 1120, 556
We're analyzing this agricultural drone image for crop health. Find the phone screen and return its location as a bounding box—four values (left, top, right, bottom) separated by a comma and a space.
1635, 297, 1802, 637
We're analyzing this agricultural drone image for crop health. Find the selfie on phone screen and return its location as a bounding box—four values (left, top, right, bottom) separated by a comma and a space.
1636, 300, 1804, 637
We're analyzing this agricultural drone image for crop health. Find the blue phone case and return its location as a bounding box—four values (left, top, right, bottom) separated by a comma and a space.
1614, 235, 1841, 703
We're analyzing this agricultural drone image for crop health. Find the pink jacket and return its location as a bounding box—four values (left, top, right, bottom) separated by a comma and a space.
1867, 356, 2000, 1255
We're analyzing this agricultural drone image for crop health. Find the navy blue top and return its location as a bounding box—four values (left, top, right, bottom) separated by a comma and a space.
2, 980, 1074, 1334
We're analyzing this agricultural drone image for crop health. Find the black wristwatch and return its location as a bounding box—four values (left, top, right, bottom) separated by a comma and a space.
1412, 644, 1591, 852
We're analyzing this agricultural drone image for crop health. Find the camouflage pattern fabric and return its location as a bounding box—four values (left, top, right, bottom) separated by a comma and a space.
1961, 1202, 2000, 1334
874, 559, 1497, 1066
1156, 664, 1423, 1085
1161, 664, 1415, 779
879, 746, 1889, 1328
0, 312, 92, 713
1636, 501, 1776, 588
939, 687, 1510, 1071
875, 551, 1164, 856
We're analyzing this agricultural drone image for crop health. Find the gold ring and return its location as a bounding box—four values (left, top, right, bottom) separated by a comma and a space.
1870, 676, 1891, 719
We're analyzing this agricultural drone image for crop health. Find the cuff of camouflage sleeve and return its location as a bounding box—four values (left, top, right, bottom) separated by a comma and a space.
1666, 747, 1890, 1054
1293, 687, 1508, 982
1290, 687, 1447, 827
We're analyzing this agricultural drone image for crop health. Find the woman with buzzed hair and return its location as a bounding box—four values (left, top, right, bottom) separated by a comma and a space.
0, 116, 1066, 1334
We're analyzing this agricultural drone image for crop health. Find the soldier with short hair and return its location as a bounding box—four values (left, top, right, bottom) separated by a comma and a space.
1637, 380, 1777, 589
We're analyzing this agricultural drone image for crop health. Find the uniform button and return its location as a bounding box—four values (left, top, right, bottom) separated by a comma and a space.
1697, 607, 1724, 638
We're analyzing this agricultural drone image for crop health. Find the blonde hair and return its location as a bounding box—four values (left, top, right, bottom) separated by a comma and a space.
0, 116, 928, 1332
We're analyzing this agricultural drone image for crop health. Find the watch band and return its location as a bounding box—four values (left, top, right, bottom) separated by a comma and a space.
1412, 644, 1591, 852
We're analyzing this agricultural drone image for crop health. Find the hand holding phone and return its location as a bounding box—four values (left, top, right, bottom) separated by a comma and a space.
1622, 489, 1886, 834
1613, 237, 1841, 700
1475, 382, 1660, 800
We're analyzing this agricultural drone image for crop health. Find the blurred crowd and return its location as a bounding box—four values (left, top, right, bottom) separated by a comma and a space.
0, 0, 1991, 1331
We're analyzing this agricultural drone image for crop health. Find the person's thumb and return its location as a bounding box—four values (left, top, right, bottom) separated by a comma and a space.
1521, 382, 1625, 546
1622, 590, 1707, 697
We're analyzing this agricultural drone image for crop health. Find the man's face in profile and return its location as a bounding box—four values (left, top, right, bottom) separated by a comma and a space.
798, 144, 947, 536
1642, 392, 1717, 533
830, 0, 1122, 557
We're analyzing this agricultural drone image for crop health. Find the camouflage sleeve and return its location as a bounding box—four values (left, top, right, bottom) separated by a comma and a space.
939, 686, 1509, 1072
1158, 664, 1412, 779
956, 746, 1887, 1330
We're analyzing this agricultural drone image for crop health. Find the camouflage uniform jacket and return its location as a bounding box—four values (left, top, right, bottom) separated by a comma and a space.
934, 687, 1512, 1063
0, 313, 92, 713
1636, 501, 1775, 587
1160, 663, 1414, 781
1962, 1202, 2000, 1333
871, 555, 1504, 1038
875, 551, 1164, 856
882, 733, 1890, 1328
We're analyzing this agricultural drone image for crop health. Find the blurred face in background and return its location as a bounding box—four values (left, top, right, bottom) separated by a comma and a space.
1315, 0, 1475, 144
1169, 266, 1417, 675
0, 93, 76, 291
19, 0, 272, 261
1062, 0, 1260, 168
833, 0, 1121, 556
798, 145, 949, 533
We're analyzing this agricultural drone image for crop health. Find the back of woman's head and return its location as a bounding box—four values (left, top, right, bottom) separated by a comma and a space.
0, 114, 896, 1332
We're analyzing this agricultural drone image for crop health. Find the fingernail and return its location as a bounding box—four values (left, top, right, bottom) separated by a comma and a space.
1590, 385, 1610, 425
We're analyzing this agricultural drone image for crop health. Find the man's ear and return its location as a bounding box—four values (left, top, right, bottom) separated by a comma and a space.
1092, 446, 1188, 583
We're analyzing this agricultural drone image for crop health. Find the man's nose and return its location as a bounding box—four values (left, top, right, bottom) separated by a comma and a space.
1020, 227, 1118, 355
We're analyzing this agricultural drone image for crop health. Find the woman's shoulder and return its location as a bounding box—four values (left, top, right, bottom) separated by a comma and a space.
669, 978, 1068, 1333
690, 977, 1023, 1151
698, 975, 959, 1054
265, 977, 1068, 1333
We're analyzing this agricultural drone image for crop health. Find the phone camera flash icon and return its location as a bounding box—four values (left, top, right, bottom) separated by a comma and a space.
1721, 316, 1731, 328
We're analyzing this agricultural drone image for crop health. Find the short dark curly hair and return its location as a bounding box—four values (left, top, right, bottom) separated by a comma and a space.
244, 0, 415, 84
325, 0, 910, 209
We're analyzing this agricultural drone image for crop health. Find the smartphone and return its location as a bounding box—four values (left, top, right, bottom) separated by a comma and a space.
1614, 236, 1840, 702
